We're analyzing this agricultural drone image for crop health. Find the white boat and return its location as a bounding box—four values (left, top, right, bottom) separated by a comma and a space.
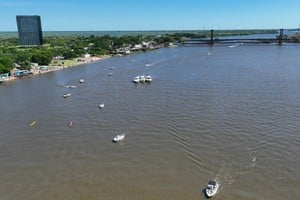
63, 93, 71, 98
67, 121, 73, 127
205, 181, 219, 197
133, 76, 140, 83
145, 63, 153, 67
79, 79, 84, 83
113, 133, 125, 142
145, 75, 152, 82
140, 75, 146, 83
30, 120, 36, 127
66, 85, 76, 89
99, 103, 105, 108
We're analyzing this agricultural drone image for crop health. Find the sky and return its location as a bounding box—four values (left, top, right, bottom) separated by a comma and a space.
0, 0, 300, 31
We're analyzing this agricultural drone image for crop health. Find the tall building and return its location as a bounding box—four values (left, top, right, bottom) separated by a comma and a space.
16, 15, 43, 46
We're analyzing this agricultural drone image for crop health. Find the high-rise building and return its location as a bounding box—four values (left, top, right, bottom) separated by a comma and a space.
16, 15, 43, 46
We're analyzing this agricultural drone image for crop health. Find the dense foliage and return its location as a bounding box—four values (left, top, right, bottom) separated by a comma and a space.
0, 33, 176, 73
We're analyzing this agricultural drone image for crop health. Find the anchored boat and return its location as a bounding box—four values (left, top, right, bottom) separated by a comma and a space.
145, 75, 152, 82
113, 133, 125, 142
133, 76, 140, 83
63, 93, 71, 98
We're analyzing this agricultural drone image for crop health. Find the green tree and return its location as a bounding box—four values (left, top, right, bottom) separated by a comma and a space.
15, 50, 32, 69
30, 50, 53, 65
62, 49, 77, 59
0, 56, 14, 73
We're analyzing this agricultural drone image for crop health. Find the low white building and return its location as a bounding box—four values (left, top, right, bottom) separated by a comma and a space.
84, 53, 91, 58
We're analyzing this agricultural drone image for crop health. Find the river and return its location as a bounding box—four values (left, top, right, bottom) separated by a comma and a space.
0, 43, 300, 200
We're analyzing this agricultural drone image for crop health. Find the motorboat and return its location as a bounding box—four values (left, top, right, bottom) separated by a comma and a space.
99, 103, 105, 108
30, 120, 36, 127
67, 121, 73, 127
79, 79, 84, 83
133, 76, 140, 83
205, 180, 219, 197
108, 73, 112, 76
113, 133, 125, 142
145, 63, 153, 67
145, 75, 152, 82
66, 85, 76, 89
63, 93, 71, 98
140, 75, 146, 83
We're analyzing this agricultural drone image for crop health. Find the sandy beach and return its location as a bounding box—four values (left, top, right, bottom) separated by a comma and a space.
1, 55, 110, 83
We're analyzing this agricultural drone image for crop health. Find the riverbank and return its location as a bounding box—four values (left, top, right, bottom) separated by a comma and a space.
32, 55, 110, 75
1, 55, 111, 84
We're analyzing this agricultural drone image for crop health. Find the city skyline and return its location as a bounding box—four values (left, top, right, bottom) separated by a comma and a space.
0, 0, 300, 31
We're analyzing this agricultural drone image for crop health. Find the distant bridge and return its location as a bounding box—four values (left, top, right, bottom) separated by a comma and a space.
182, 29, 288, 45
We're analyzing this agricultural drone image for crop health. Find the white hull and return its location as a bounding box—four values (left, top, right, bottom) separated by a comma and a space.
63, 93, 71, 98
133, 75, 152, 83
145, 63, 153, 67
66, 85, 76, 89
140, 76, 146, 83
145, 75, 152, 82
113, 134, 125, 142
205, 182, 219, 197
133, 76, 140, 83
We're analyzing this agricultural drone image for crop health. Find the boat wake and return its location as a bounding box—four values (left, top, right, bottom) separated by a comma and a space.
213, 161, 236, 191
169, 122, 208, 176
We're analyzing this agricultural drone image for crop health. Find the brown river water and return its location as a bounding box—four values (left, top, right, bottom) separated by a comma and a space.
0, 44, 300, 200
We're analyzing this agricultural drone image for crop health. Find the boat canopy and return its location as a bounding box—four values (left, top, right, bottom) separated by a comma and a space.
208, 181, 217, 185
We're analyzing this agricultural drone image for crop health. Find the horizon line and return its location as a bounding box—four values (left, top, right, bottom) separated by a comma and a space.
0, 28, 296, 32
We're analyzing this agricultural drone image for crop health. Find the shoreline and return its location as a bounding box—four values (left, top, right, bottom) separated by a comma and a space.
1, 55, 111, 84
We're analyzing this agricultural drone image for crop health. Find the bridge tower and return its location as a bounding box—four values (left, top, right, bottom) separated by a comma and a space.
209, 29, 214, 45
278, 29, 284, 45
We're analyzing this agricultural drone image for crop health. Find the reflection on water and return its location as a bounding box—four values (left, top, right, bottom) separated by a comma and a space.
0, 44, 300, 200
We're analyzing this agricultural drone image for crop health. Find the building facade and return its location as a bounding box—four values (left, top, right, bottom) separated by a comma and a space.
16, 15, 43, 46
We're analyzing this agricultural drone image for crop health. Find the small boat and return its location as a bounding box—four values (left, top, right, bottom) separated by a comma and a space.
145, 63, 153, 67
108, 73, 112, 76
99, 103, 105, 108
140, 75, 146, 83
145, 75, 152, 82
133, 76, 140, 83
67, 121, 73, 127
205, 180, 219, 198
66, 85, 76, 89
79, 79, 84, 83
113, 133, 125, 142
30, 120, 36, 127
63, 93, 71, 98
